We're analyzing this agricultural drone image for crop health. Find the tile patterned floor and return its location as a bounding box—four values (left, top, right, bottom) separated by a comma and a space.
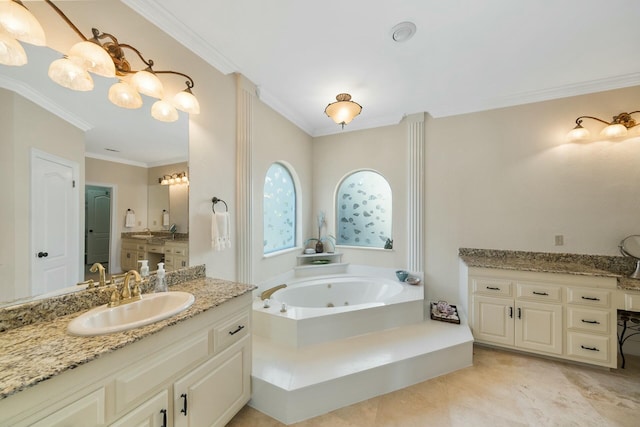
227, 345, 640, 427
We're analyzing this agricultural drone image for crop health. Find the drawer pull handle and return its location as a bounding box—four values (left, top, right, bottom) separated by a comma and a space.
581, 345, 599, 352
581, 296, 600, 301
180, 393, 188, 415
509, 306, 513, 318
486, 286, 501, 291
581, 319, 600, 325
517, 307, 522, 319
229, 325, 245, 335
160, 409, 167, 427
532, 291, 549, 296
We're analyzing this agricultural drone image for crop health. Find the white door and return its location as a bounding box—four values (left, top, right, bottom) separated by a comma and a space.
31, 150, 79, 295
86, 186, 111, 264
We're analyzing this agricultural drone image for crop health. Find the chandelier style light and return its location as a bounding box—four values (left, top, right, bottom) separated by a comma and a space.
324, 93, 362, 129
566, 111, 640, 142
0, 0, 46, 66
159, 172, 189, 186
36, 0, 199, 122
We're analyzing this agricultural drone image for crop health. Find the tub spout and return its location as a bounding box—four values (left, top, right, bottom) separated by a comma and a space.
261, 284, 286, 300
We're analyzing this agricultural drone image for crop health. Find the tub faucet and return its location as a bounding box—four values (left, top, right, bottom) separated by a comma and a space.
260, 284, 287, 300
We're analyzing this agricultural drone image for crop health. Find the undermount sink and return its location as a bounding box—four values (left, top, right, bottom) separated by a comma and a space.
67, 291, 195, 336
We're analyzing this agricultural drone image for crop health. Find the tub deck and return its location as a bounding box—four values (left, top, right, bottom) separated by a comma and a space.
250, 316, 474, 424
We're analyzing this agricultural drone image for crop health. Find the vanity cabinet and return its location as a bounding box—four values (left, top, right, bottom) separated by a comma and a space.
1, 293, 251, 427
120, 239, 142, 272
164, 241, 188, 272
120, 239, 188, 272
469, 268, 617, 368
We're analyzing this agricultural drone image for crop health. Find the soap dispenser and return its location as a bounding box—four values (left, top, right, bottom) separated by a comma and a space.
138, 260, 149, 277
155, 262, 167, 292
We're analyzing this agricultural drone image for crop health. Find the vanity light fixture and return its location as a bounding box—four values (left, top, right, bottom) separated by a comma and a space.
566, 111, 640, 142
42, 0, 200, 122
0, 0, 46, 66
159, 172, 189, 186
324, 93, 362, 129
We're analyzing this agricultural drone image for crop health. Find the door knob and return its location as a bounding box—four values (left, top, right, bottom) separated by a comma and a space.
37, 251, 48, 258
89, 229, 94, 233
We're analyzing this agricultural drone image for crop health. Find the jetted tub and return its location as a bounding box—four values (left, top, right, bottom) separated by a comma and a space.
252, 274, 424, 347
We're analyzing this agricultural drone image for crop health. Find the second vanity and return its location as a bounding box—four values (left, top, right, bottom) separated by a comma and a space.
121, 235, 189, 272
0, 268, 254, 427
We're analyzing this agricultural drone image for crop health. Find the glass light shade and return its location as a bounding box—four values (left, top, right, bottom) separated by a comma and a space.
151, 100, 178, 122
68, 41, 115, 77
0, 1, 45, 46
0, 31, 26, 66
325, 94, 362, 126
161, 178, 169, 185
173, 90, 200, 114
600, 123, 627, 138
131, 70, 164, 99
566, 125, 590, 142
108, 81, 143, 109
48, 57, 94, 91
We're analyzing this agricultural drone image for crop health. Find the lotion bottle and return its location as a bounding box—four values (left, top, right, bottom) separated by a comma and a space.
155, 262, 167, 292
138, 260, 149, 277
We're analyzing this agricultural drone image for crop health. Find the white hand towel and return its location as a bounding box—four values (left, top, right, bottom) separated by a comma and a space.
162, 210, 170, 227
211, 212, 231, 251
125, 210, 136, 228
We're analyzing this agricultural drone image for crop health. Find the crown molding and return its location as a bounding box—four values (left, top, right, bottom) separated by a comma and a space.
122, 0, 238, 74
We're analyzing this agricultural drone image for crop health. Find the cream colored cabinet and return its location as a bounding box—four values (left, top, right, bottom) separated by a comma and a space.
165, 242, 188, 271
469, 268, 616, 368
121, 239, 139, 272
110, 391, 169, 427
30, 388, 106, 427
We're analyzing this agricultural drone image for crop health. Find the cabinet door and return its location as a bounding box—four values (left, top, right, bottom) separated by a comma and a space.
472, 296, 514, 346
31, 388, 105, 427
515, 301, 562, 355
174, 340, 250, 427
110, 390, 169, 427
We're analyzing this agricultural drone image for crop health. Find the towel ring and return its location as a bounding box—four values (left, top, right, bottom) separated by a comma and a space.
212, 197, 228, 213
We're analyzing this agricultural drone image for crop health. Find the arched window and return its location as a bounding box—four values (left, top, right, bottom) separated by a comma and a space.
336, 170, 392, 248
263, 162, 296, 254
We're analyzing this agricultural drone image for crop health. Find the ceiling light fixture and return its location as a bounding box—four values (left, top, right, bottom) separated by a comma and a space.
159, 172, 189, 186
324, 93, 362, 129
566, 111, 640, 142
390, 21, 416, 43
42, 0, 199, 122
0, 0, 46, 66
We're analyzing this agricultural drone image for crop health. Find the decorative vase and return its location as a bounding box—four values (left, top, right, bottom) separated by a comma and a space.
315, 241, 324, 253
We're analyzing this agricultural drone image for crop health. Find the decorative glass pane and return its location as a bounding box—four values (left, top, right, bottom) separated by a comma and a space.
336, 170, 392, 248
263, 163, 296, 254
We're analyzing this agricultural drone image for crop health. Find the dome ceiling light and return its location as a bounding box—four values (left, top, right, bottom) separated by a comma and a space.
324, 93, 362, 129
390, 21, 416, 43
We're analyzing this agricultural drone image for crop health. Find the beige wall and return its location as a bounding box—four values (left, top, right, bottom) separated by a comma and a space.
425, 85, 640, 303
0, 90, 85, 301
147, 162, 189, 232
0, 89, 15, 302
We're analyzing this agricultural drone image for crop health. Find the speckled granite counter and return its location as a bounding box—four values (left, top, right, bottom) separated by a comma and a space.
0, 277, 256, 400
459, 248, 640, 290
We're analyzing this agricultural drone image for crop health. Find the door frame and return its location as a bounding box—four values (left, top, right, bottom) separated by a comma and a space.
85, 181, 118, 273
30, 148, 81, 289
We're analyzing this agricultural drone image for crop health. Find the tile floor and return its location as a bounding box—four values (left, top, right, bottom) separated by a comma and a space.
227, 345, 640, 427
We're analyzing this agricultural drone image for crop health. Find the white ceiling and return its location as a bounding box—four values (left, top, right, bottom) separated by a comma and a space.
125, 0, 640, 136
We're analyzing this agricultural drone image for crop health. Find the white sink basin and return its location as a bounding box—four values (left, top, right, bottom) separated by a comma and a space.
67, 291, 195, 336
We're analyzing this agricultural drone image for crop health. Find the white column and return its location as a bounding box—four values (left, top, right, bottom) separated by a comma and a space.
406, 113, 425, 273
236, 74, 255, 284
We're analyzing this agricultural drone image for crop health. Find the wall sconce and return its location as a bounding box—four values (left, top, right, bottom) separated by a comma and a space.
567, 111, 640, 142
324, 93, 362, 129
159, 172, 189, 186
0, 0, 46, 66
39, 0, 200, 122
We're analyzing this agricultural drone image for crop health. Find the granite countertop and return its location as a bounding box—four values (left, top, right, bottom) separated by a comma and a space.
459, 248, 640, 290
0, 277, 256, 400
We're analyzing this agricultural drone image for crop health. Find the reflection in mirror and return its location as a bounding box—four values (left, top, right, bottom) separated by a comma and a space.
619, 235, 640, 278
0, 45, 188, 307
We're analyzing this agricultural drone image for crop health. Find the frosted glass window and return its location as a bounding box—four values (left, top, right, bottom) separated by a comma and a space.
336, 170, 392, 248
263, 163, 296, 254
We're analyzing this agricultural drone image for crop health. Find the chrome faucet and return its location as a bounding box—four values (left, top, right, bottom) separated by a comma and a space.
107, 270, 143, 307
89, 262, 107, 287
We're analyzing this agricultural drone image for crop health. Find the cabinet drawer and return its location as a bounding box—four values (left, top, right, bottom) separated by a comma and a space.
213, 312, 250, 353
31, 388, 105, 427
472, 278, 512, 297
566, 307, 610, 334
147, 244, 164, 254
566, 332, 611, 364
516, 282, 562, 302
114, 332, 208, 413
624, 291, 640, 311
172, 246, 187, 256
136, 243, 146, 251
567, 287, 610, 308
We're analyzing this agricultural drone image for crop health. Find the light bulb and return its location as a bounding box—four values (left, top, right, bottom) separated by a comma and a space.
600, 123, 627, 139
132, 70, 164, 99
151, 100, 179, 122
566, 125, 590, 142
173, 89, 200, 114
108, 81, 143, 109
48, 57, 94, 91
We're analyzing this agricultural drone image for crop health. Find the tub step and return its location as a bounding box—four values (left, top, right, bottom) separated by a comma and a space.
249, 318, 474, 425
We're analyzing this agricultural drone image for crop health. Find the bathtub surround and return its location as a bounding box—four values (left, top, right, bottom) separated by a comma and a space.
249, 266, 474, 424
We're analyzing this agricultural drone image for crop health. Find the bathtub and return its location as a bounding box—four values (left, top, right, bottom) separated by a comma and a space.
252, 273, 424, 347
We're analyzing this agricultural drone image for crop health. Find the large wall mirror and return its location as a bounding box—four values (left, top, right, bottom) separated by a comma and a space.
0, 43, 189, 307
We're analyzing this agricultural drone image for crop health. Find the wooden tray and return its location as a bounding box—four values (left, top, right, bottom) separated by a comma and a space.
430, 302, 461, 324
